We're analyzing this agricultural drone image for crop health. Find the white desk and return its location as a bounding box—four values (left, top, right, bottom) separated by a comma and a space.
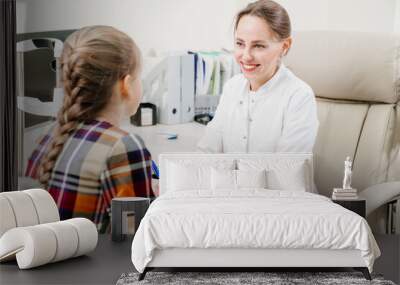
21, 122, 205, 190
121, 122, 206, 163
24, 121, 206, 166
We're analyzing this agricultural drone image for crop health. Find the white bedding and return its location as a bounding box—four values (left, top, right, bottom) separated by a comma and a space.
131, 189, 380, 273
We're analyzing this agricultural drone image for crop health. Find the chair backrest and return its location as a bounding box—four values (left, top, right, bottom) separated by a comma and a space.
284, 31, 400, 197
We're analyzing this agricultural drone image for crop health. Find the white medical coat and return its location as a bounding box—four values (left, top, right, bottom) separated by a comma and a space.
197, 64, 319, 153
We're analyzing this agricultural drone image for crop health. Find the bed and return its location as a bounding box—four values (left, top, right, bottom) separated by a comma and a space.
131, 153, 380, 280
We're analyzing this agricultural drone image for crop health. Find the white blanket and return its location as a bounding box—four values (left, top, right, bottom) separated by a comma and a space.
131, 190, 380, 272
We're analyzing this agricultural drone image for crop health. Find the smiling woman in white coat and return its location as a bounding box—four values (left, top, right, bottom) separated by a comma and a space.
197, 0, 319, 153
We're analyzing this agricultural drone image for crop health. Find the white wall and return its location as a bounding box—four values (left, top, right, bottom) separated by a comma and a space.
16, 0, 242, 52
17, 0, 400, 52
272, 0, 398, 33
395, 0, 400, 33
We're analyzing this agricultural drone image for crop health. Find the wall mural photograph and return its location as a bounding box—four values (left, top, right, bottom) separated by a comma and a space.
1, 0, 399, 284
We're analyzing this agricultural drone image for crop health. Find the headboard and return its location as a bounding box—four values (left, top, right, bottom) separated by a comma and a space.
158, 152, 313, 195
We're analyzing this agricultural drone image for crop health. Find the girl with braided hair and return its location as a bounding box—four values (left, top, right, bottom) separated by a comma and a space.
25, 25, 154, 231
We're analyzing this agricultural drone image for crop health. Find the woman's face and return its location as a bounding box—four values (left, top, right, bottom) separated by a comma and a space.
234, 15, 290, 91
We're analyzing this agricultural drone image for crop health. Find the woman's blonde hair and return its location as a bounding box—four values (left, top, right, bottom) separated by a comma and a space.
39, 25, 141, 187
235, 0, 291, 41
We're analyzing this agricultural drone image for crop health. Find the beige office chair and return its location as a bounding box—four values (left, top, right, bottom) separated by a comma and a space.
285, 31, 400, 233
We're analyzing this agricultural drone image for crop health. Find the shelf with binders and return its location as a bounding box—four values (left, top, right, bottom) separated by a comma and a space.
194, 94, 221, 116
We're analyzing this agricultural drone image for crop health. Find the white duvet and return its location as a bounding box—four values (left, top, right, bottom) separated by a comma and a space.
131, 190, 380, 273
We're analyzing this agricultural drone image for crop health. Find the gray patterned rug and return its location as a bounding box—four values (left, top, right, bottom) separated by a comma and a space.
116, 271, 396, 285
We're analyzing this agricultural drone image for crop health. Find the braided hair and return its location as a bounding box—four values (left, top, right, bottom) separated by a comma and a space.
38, 25, 141, 187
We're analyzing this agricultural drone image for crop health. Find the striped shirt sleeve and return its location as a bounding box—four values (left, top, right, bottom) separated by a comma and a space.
100, 134, 154, 209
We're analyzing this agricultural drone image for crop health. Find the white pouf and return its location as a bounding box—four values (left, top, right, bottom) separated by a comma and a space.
0, 189, 98, 269
0, 219, 98, 269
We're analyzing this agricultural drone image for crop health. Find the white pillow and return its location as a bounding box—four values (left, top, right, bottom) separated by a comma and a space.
236, 169, 267, 188
210, 168, 268, 190
267, 163, 307, 191
210, 168, 236, 190
237, 158, 310, 191
167, 162, 211, 191
166, 159, 236, 192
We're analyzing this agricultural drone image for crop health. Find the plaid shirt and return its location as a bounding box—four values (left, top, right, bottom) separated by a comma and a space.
26, 120, 154, 229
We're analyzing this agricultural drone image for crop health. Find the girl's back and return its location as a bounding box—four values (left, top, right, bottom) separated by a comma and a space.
27, 119, 152, 230
26, 25, 154, 230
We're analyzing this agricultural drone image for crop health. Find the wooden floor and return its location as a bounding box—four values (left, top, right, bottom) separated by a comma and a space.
0, 234, 398, 285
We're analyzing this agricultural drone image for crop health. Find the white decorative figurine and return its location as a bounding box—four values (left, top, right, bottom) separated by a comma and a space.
332, 156, 357, 200
342, 156, 353, 189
